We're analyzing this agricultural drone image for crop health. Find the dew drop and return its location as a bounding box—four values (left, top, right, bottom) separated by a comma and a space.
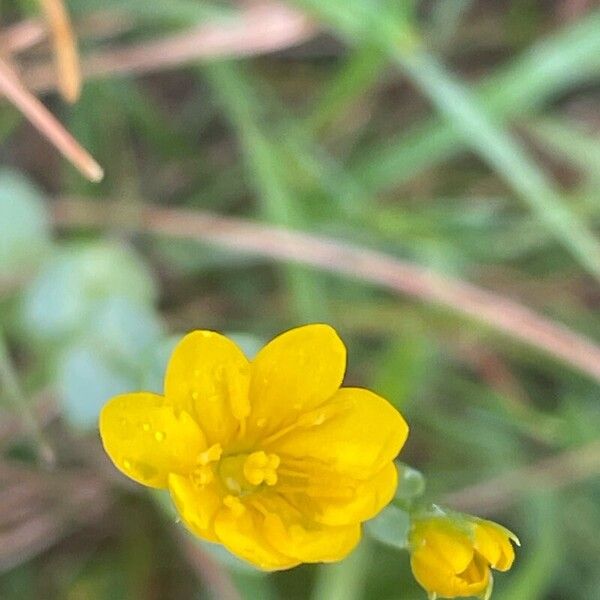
313, 413, 326, 425
154, 431, 166, 442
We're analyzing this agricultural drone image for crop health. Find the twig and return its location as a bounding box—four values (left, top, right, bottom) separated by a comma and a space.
444, 440, 600, 513
0, 12, 133, 56
0, 19, 46, 54
24, 3, 317, 92
39, 0, 81, 102
52, 199, 600, 384
75, 10, 135, 43
0, 57, 103, 182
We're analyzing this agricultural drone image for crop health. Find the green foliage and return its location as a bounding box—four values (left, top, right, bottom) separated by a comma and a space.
21, 242, 157, 342
365, 504, 411, 550
57, 297, 165, 428
394, 464, 427, 506
0, 169, 51, 279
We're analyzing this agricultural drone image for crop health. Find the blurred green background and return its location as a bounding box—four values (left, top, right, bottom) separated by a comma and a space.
1, 1, 600, 598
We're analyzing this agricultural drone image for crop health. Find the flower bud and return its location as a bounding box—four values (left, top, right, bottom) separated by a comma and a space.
409, 510, 519, 599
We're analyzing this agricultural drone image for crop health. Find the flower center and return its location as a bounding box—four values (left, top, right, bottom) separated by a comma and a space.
242, 451, 280, 487
219, 450, 280, 495
191, 444, 280, 496
191, 443, 223, 485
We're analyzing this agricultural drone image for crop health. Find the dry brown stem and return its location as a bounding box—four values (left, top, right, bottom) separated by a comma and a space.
0, 57, 103, 181
0, 19, 46, 54
52, 199, 600, 384
24, 3, 317, 93
39, 0, 81, 102
445, 440, 600, 513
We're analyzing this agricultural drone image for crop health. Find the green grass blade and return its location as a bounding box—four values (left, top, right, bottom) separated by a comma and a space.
353, 10, 600, 191
304, 43, 386, 135
204, 62, 329, 322
495, 493, 561, 600
394, 50, 600, 280
293, 2, 600, 278
528, 118, 600, 182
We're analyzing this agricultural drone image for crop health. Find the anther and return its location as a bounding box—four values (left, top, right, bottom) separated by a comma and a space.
197, 443, 223, 466
243, 451, 280, 487
223, 495, 246, 517
192, 465, 214, 486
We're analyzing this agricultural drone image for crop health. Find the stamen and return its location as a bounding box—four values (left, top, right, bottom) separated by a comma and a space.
191, 443, 223, 488
243, 451, 280, 486
192, 464, 214, 486
223, 495, 246, 517
197, 443, 223, 466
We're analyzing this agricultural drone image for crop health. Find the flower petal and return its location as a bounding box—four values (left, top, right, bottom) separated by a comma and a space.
411, 549, 456, 598
247, 324, 346, 434
168, 473, 222, 542
411, 547, 489, 598
459, 553, 490, 588
164, 330, 251, 445
100, 392, 205, 489
282, 462, 398, 527
474, 520, 516, 571
268, 387, 408, 480
413, 519, 474, 574
255, 494, 361, 563
213, 503, 299, 571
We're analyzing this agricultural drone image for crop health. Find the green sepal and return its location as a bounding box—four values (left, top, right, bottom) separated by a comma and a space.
364, 503, 410, 550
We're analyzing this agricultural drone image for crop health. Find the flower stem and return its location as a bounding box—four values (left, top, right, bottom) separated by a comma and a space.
311, 538, 371, 600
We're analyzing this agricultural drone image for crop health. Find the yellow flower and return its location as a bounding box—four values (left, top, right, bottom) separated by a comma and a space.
409, 513, 519, 599
99, 324, 409, 570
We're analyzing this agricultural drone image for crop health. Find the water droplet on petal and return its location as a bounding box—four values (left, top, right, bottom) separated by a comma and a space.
154, 431, 166, 442
313, 413, 326, 425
